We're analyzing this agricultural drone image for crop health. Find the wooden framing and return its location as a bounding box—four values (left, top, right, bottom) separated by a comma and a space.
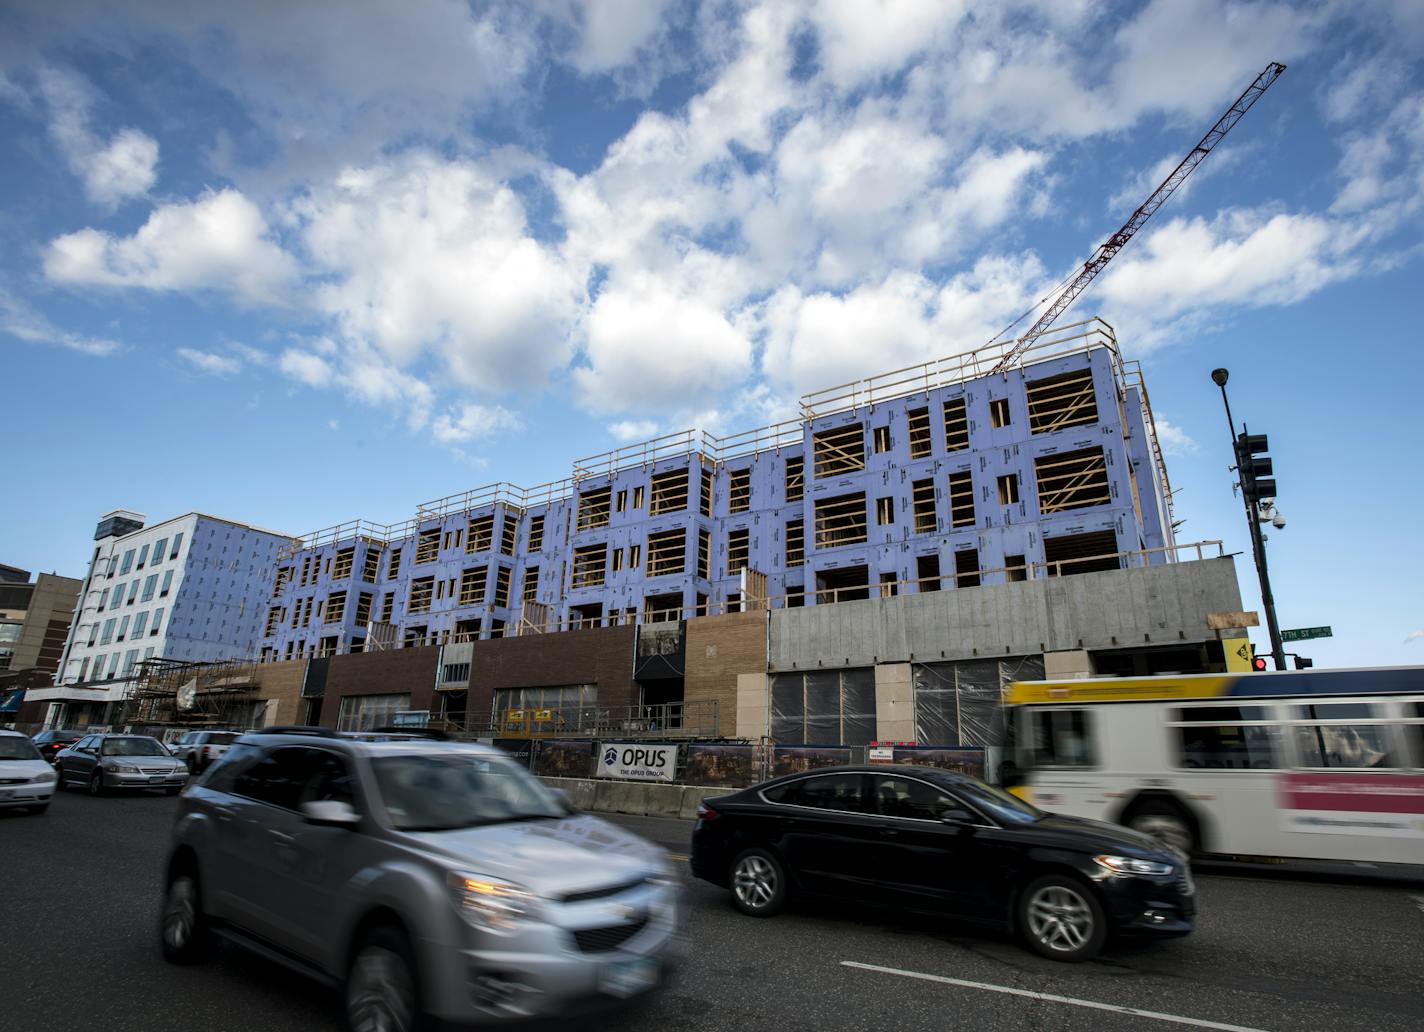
728, 527, 749, 572
380, 592, 394, 622
300, 556, 312, 586
493, 566, 512, 608
814, 492, 868, 549
458, 566, 486, 606
912, 478, 937, 533
408, 576, 434, 614
876, 496, 895, 525
954, 548, 981, 588
812, 422, 865, 478
500, 514, 518, 556
650, 468, 690, 515
264, 605, 283, 637
522, 566, 539, 603
990, 398, 1012, 428
998, 473, 1020, 505
332, 547, 355, 580
872, 425, 891, 453
1043, 529, 1120, 575
646, 528, 686, 577
361, 547, 381, 583
698, 528, 711, 580
907, 407, 931, 458
572, 544, 607, 588
1035, 447, 1111, 513
415, 527, 440, 564
643, 591, 682, 621
354, 591, 373, 624
700, 464, 713, 517
785, 519, 804, 567
943, 397, 968, 451
785, 455, 804, 502
387, 548, 402, 580
629, 543, 641, 567
466, 515, 494, 553
948, 471, 975, 528
273, 566, 291, 599
528, 514, 545, 552
325, 590, 347, 624
729, 468, 751, 512
1027, 367, 1098, 434
577, 486, 611, 530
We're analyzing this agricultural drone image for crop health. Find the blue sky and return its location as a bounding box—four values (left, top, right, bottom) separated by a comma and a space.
2, 1, 1421, 667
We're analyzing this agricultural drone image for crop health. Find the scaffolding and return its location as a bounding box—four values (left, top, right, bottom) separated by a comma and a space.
123, 657, 261, 729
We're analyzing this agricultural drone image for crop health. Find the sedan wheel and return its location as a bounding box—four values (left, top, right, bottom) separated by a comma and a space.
346, 931, 420, 1032
89, 771, 105, 797
1020, 875, 1106, 962
730, 848, 787, 917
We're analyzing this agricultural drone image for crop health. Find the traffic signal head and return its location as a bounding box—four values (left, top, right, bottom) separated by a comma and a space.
1236, 432, 1276, 500
1293, 656, 1313, 670
1250, 644, 1268, 672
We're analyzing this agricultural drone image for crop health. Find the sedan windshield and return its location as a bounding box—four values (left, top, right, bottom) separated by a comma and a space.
371, 753, 566, 832
101, 737, 168, 757
0, 737, 42, 760
955, 780, 1044, 825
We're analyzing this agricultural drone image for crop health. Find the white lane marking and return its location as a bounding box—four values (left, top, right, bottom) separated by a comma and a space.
841, 961, 1272, 1032
1409, 895, 1424, 914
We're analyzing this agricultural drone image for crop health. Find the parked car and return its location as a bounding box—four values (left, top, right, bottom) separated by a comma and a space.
55, 734, 189, 796
690, 764, 1195, 962
160, 728, 683, 1030
0, 729, 58, 814
32, 728, 83, 765
170, 730, 243, 773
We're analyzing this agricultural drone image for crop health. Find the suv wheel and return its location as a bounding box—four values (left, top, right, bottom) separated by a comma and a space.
89, 771, 105, 797
1019, 874, 1106, 962
160, 872, 212, 964
730, 848, 788, 917
347, 926, 423, 1032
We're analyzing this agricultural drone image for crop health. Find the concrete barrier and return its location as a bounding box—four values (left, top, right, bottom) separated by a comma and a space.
542, 775, 740, 820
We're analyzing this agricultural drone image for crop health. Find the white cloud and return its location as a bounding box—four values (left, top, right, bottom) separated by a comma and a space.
177, 347, 241, 375
563, 0, 671, 74
1405, 629, 1424, 645
806, 0, 969, 88
1152, 415, 1199, 457
278, 348, 334, 388
44, 188, 298, 305
608, 419, 659, 442
36, 66, 157, 205
0, 286, 119, 356
431, 403, 521, 444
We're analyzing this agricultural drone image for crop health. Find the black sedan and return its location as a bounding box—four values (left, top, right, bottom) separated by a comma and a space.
690, 764, 1194, 962
31, 729, 82, 765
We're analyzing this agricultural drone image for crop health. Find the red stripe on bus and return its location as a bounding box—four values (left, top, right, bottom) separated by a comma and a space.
1280, 773, 1424, 814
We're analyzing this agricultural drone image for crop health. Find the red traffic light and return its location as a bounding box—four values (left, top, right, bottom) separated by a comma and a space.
1252, 656, 1268, 672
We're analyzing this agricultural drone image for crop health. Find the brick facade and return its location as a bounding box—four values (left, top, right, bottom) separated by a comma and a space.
465, 625, 638, 723
684, 612, 767, 737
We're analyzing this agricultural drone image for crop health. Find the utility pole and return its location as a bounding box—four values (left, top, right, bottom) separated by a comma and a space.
1211, 369, 1286, 670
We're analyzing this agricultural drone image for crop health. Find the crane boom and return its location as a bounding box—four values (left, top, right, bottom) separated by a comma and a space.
989, 61, 1286, 374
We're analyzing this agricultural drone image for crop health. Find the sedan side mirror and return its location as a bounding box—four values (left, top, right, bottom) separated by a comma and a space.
301, 799, 361, 828
939, 807, 976, 826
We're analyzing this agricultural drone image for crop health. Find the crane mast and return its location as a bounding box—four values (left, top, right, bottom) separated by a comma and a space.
989, 61, 1286, 374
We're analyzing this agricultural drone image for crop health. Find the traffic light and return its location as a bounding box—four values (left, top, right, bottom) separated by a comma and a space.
1293, 656, 1313, 670
1250, 645, 1268, 672
1235, 432, 1276, 501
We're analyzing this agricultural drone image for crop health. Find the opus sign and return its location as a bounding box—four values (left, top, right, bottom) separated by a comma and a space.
595, 742, 678, 782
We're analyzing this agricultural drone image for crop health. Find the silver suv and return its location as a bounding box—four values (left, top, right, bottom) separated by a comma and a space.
160, 729, 683, 1030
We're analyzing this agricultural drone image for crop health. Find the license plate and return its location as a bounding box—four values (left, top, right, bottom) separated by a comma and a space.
149, 775, 166, 784
600, 957, 658, 998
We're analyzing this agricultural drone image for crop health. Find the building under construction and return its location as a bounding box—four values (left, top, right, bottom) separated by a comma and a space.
122, 656, 269, 730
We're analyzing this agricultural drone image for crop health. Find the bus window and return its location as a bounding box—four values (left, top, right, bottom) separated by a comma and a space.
1172, 706, 1279, 769
1027, 708, 1094, 768
1291, 703, 1398, 769
1409, 702, 1424, 768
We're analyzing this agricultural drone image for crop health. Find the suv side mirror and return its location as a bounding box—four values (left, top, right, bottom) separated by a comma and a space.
301, 799, 361, 828
939, 807, 976, 826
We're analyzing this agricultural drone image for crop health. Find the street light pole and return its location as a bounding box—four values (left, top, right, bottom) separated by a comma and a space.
1211, 369, 1286, 670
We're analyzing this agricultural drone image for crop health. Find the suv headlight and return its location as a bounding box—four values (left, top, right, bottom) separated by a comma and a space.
111, 764, 140, 774
1094, 854, 1174, 877
446, 872, 537, 933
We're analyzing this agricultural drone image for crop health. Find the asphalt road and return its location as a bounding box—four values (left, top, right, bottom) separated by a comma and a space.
4, 791, 1423, 1032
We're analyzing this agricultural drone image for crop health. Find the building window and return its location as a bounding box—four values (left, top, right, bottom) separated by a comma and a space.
408, 577, 434, 614
812, 423, 865, 478
729, 468, 751, 513
137, 544, 149, 569
150, 608, 163, 636
169, 533, 183, 560
527, 515, 545, 552
116, 615, 130, 642
128, 579, 141, 604
728, 528, 750, 573
415, 527, 441, 564
101, 618, 116, 645
997, 474, 1020, 505
948, 471, 975, 528
875, 497, 895, 526
1035, 447, 1110, 513
912, 479, 936, 533
151, 538, 167, 566
492, 566, 511, 608
388, 548, 403, 579
943, 398, 968, 451
98, 588, 109, 611
1027, 367, 1098, 434
907, 408, 930, 458
872, 425, 891, 454
989, 398, 1012, 428
160, 570, 174, 597
650, 468, 690, 515
337, 693, 413, 733
615, 489, 627, 513
132, 612, 148, 638
784, 455, 804, 502
578, 487, 611, 530
632, 486, 644, 509
646, 529, 686, 577
120, 549, 135, 575
466, 515, 494, 553
458, 567, 486, 606
572, 545, 608, 588
326, 590, 347, 624
264, 606, 283, 637
814, 493, 869, 549
785, 520, 804, 568
333, 547, 355, 580
140, 574, 157, 602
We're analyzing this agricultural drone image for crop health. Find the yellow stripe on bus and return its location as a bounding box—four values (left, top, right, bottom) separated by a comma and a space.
1005, 675, 1237, 705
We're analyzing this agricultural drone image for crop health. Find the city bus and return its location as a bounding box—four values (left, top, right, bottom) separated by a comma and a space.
1003, 666, 1424, 867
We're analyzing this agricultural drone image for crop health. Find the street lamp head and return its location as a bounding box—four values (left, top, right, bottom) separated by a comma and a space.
1211, 368, 1229, 387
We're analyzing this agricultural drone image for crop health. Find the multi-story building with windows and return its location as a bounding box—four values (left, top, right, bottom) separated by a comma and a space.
0, 566, 83, 724
32, 510, 296, 726
263, 318, 1182, 664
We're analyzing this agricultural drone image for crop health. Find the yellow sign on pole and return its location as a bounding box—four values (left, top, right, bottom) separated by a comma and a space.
1222, 635, 1253, 673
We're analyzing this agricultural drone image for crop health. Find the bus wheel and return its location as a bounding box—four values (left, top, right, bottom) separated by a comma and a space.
1125, 802, 1196, 855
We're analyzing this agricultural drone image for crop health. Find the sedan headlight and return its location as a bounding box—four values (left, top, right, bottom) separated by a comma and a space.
32, 769, 58, 784
111, 764, 140, 774
446, 872, 538, 933
1094, 854, 1174, 877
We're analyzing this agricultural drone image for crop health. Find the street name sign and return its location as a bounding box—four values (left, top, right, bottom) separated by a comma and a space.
1281, 626, 1332, 642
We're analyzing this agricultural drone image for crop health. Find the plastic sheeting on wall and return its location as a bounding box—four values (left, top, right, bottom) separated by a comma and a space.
771, 668, 876, 746
911, 655, 1045, 747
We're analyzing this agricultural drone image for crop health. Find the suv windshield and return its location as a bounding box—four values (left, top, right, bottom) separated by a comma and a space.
954, 780, 1044, 825
0, 737, 42, 760
101, 737, 168, 757
371, 753, 566, 832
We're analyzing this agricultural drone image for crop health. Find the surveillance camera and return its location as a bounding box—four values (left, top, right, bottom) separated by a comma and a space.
1272, 513, 1287, 530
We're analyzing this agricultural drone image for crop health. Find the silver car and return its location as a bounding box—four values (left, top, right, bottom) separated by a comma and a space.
55, 733, 188, 796
0, 729, 57, 814
160, 729, 683, 1030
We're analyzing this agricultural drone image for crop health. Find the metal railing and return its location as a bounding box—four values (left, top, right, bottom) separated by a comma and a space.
449, 701, 721, 740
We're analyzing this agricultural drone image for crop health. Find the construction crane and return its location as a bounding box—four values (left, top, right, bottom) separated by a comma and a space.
989, 61, 1286, 374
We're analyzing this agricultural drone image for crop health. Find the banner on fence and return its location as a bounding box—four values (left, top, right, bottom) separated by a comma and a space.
891, 745, 986, 778
772, 745, 853, 778
535, 739, 595, 778
595, 742, 679, 782
684, 744, 756, 786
